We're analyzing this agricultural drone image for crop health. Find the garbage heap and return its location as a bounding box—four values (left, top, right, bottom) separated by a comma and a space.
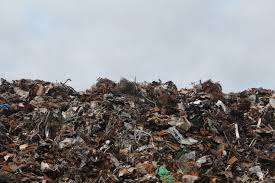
0, 78, 274, 183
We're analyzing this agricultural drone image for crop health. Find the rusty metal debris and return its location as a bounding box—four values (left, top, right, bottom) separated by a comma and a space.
0, 78, 274, 182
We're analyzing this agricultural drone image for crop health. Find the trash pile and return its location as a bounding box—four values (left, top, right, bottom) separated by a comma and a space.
0, 78, 274, 183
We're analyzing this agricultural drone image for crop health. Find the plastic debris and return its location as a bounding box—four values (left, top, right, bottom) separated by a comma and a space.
178, 151, 196, 162
216, 100, 228, 113
196, 155, 208, 165
249, 166, 264, 181
166, 126, 198, 145
19, 144, 29, 151
41, 162, 51, 172
0, 104, 10, 110
182, 175, 199, 183
157, 165, 176, 183
0, 78, 274, 182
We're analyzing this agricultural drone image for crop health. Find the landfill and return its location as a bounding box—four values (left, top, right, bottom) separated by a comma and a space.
0, 78, 274, 183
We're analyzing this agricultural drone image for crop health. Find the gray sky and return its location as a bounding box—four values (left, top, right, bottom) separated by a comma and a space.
1, 1, 275, 92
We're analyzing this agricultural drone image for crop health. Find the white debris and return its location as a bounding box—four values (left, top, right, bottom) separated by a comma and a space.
181, 137, 198, 145
269, 94, 275, 108
216, 100, 227, 113
19, 144, 29, 151
30, 96, 45, 108
129, 101, 135, 108
257, 118, 262, 128
166, 127, 198, 145
41, 162, 51, 172
168, 116, 191, 133
14, 87, 29, 99
90, 101, 98, 110
136, 145, 153, 152
179, 151, 196, 162
177, 102, 185, 111
235, 123, 240, 139
192, 100, 202, 105
18, 103, 25, 107
182, 175, 199, 183
4, 153, 13, 161
59, 137, 83, 149
249, 166, 264, 181
196, 155, 208, 165
59, 138, 73, 149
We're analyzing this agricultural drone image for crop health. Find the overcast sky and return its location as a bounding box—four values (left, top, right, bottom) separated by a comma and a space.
1, 1, 275, 92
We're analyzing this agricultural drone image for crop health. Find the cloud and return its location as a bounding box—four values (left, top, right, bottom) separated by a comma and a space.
1, 1, 275, 92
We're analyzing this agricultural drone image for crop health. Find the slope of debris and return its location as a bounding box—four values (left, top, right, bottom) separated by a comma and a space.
0, 78, 274, 183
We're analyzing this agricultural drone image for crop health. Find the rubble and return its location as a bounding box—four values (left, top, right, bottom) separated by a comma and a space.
0, 78, 274, 182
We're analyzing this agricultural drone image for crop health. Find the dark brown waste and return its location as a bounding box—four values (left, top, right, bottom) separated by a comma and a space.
0, 78, 274, 183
